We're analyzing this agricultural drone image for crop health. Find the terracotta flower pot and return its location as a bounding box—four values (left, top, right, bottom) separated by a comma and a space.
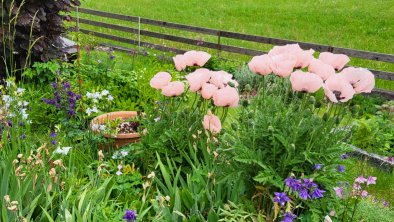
91, 111, 141, 149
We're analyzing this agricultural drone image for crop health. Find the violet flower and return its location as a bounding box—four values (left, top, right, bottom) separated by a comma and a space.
285, 177, 301, 191
274, 192, 290, 206
337, 165, 345, 173
123, 209, 136, 222
366, 176, 377, 186
311, 187, 325, 199
282, 212, 297, 222
314, 164, 323, 170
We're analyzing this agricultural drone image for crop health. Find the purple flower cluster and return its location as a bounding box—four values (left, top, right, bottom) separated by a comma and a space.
284, 177, 326, 200
123, 209, 136, 222
43, 82, 81, 116
51, 132, 57, 145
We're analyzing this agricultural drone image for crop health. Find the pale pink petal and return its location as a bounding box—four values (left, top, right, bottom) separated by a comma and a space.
161, 81, 185, 97
213, 86, 239, 107
308, 59, 336, 80
201, 83, 218, 99
186, 68, 212, 92
340, 67, 375, 93
290, 71, 323, 93
270, 55, 297, 78
296, 49, 315, 68
173, 55, 187, 71
325, 75, 355, 102
183, 50, 211, 67
319, 52, 350, 70
203, 112, 222, 134
194, 51, 211, 66
248, 55, 273, 76
150, 72, 172, 89
209, 71, 234, 89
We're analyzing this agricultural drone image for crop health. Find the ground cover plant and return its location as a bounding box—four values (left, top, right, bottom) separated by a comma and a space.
1, 1, 394, 222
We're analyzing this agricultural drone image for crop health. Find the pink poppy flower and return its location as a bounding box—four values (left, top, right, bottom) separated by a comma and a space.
186, 68, 212, 92
333, 187, 344, 198
296, 49, 315, 68
290, 71, 323, 93
319, 52, 350, 70
323, 75, 355, 103
268, 44, 314, 68
209, 71, 234, 89
150, 72, 172, 90
203, 112, 222, 134
324, 216, 333, 222
213, 86, 239, 107
308, 59, 335, 80
201, 83, 218, 99
366, 176, 377, 186
248, 55, 273, 76
361, 190, 368, 197
340, 67, 375, 93
184, 50, 211, 67
173, 55, 187, 71
355, 175, 367, 184
270, 55, 297, 78
161, 81, 185, 97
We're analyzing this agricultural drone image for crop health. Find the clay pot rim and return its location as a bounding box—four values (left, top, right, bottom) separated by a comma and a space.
90, 111, 141, 139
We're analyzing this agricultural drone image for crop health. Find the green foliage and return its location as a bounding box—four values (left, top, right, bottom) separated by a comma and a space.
226, 77, 349, 218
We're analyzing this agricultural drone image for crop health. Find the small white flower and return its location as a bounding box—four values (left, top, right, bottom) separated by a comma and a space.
2, 95, 11, 103
147, 172, 155, 179
99, 125, 106, 131
86, 92, 93, 99
16, 88, 25, 94
107, 95, 114, 101
91, 106, 99, 113
54, 146, 72, 155
101, 90, 109, 96
154, 117, 161, 122
117, 164, 123, 170
121, 151, 128, 157
86, 108, 92, 116
112, 155, 117, 159
91, 124, 99, 131
116, 170, 122, 176
23, 101, 29, 107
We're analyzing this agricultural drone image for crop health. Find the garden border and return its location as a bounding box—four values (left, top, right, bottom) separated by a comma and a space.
69, 7, 394, 98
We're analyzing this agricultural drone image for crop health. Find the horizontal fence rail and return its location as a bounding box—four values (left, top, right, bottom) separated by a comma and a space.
70, 7, 394, 86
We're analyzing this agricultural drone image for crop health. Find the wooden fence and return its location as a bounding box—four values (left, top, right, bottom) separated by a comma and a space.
70, 7, 394, 97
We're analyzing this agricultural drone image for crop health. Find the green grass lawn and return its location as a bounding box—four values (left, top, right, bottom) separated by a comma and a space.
76, 0, 394, 89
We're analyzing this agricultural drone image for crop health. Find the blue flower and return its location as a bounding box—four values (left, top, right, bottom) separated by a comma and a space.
311, 187, 326, 199
298, 188, 310, 200
338, 165, 345, 173
302, 178, 317, 189
314, 164, 323, 170
52, 140, 57, 145
273, 192, 290, 206
123, 209, 136, 222
282, 212, 297, 222
50, 132, 57, 138
285, 177, 301, 191
341, 153, 349, 160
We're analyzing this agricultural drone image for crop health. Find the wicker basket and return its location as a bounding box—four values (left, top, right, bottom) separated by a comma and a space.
91, 111, 140, 148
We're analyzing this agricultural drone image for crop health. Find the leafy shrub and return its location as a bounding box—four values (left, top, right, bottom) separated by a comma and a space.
225, 77, 350, 220
0, 0, 80, 77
